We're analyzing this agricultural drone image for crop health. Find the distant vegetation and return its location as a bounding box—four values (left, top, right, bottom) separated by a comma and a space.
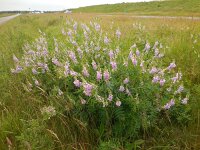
0, 11, 64, 15
0, 13, 16, 18
72, 0, 200, 16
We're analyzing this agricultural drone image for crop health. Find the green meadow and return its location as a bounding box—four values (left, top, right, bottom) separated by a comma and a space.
0, 12, 200, 149
0, 13, 15, 18
73, 0, 200, 16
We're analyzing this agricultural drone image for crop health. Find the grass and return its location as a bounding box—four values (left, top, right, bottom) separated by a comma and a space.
0, 13, 200, 149
72, 0, 200, 16
0, 13, 15, 18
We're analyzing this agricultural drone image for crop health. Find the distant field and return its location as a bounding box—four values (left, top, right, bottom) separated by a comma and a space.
0, 13, 200, 149
0, 13, 15, 18
73, 0, 200, 16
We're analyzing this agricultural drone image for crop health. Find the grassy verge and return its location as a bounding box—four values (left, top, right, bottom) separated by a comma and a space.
0, 13, 200, 149
72, 0, 200, 16
0, 13, 16, 18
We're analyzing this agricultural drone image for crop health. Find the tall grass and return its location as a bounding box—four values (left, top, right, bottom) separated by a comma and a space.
0, 13, 200, 149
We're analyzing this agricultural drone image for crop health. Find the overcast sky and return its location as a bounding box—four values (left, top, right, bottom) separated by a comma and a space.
0, 0, 152, 11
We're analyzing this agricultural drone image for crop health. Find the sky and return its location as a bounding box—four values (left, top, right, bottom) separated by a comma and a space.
0, 0, 152, 11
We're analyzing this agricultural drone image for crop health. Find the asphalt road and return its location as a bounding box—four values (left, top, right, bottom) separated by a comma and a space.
0, 14, 20, 25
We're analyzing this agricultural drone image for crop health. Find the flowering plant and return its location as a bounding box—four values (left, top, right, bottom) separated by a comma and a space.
12, 19, 190, 140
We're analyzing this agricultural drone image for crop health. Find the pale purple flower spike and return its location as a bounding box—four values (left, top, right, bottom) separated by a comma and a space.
116, 100, 121, 107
